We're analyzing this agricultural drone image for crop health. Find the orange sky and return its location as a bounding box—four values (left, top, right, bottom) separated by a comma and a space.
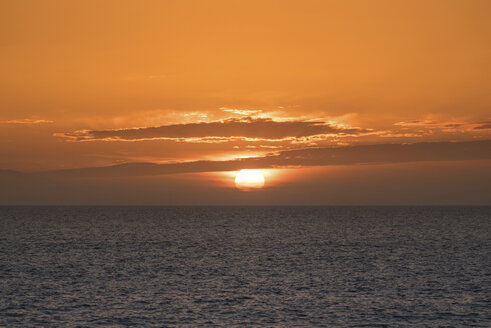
1, 0, 490, 204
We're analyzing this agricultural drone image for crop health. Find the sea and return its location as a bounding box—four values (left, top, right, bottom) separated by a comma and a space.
0, 206, 490, 327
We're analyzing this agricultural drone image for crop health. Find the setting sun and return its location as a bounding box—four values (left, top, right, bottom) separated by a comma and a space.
235, 169, 265, 190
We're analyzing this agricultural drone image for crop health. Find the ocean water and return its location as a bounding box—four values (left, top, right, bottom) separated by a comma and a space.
0, 206, 490, 327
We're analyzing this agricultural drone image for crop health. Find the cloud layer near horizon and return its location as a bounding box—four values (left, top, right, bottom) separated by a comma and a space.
13, 140, 487, 178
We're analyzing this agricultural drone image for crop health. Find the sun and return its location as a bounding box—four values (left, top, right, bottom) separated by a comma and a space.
235, 169, 265, 190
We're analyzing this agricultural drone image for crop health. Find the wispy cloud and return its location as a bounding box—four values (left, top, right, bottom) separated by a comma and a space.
394, 119, 491, 132
473, 122, 491, 130
220, 107, 263, 116
2, 119, 53, 124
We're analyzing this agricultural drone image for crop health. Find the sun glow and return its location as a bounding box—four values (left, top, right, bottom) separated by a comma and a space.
235, 169, 265, 190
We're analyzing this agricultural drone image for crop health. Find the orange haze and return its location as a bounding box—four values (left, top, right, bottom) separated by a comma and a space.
1, 0, 490, 204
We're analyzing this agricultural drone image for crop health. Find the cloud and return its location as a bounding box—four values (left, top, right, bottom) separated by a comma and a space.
394, 119, 491, 132
36, 140, 491, 178
2, 119, 53, 124
55, 118, 370, 142
220, 107, 263, 116
473, 122, 491, 130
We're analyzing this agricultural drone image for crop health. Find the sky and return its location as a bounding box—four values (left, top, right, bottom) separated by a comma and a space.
1, 0, 490, 205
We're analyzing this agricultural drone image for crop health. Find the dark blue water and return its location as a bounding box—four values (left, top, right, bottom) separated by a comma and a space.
0, 206, 490, 327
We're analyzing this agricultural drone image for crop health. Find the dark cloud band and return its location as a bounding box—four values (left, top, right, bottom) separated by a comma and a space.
57, 118, 369, 141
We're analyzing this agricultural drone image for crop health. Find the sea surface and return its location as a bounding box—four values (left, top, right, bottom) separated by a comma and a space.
0, 206, 490, 327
